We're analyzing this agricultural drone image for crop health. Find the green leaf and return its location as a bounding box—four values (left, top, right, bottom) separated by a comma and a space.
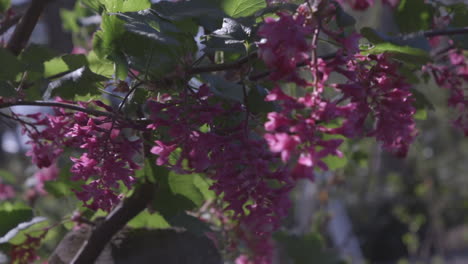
87, 51, 114, 78
128, 210, 170, 229
43, 67, 107, 99
93, 15, 126, 59
0, 203, 33, 238
152, 187, 198, 217
101, 0, 150, 12
166, 212, 210, 236
395, 0, 434, 33
323, 155, 348, 170
110, 53, 129, 80
411, 88, 434, 111
168, 173, 205, 207
43, 54, 88, 78
113, 10, 180, 46
0, 0, 10, 13
361, 42, 430, 66
201, 74, 244, 102
0, 169, 15, 184
152, 172, 212, 217
0, 48, 24, 81
275, 232, 342, 264
135, 159, 170, 183
247, 85, 274, 114
448, 4, 468, 27
81, 0, 104, 13
0, 81, 16, 97
221, 0, 266, 18
44, 164, 84, 198
0, 217, 47, 244
20, 45, 59, 74
414, 109, 427, 120
336, 5, 355, 28
152, 0, 224, 32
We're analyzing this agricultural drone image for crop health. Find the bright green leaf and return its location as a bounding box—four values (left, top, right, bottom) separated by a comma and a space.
168, 173, 205, 207
221, 0, 266, 18
128, 210, 171, 229
43, 54, 88, 78
323, 155, 348, 170
361, 42, 430, 66
135, 159, 170, 183
87, 51, 114, 78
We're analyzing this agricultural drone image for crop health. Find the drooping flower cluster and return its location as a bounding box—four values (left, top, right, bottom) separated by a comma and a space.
147, 86, 292, 262
426, 49, 468, 135
336, 0, 400, 10
332, 53, 417, 156
20, 99, 140, 211
9, 230, 47, 264
257, 11, 313, 83
32, 163, 59, 195
0, 183, 15, 200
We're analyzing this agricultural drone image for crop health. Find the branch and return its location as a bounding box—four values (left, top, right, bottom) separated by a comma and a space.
399, 26, 468, 41
6, 0, 50, 55
0, 13, 22, 36
424, 27, 468, 38
188, 52, 258, 75
71, 182, 155, 264
0, 101, 120, 119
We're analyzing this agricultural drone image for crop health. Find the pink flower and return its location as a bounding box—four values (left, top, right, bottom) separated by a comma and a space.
151, 141, 177, 166
257, 13, 312, 82
33, 164, 59, 195
0, 183, 15, 200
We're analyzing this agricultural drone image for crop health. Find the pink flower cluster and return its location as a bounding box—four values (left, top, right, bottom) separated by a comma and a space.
21, 99, 140, 211
0, 183, 15, 200
147, 86, 291, 262
427, 50, 468, 135
336, 0, 399, 10
10, 230, 47, 264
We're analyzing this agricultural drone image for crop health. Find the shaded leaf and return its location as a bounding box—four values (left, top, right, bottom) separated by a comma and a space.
167, 212, 211, 237
0, 217, 47, 244
394, 0, 434, 33
201, 74, 244, 102
0, 48, 24, 81
44, 67, 107, 99
113, 10, 180, 46
275, 232, 343, 264
0, 0, 10, 13
0, 203, 33, 238
0, 81, 16, 97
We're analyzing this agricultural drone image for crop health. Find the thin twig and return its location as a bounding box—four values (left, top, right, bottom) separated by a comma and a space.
424, 27, 468, 38
188, 52, 258, 75
0, 101, 121, 119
